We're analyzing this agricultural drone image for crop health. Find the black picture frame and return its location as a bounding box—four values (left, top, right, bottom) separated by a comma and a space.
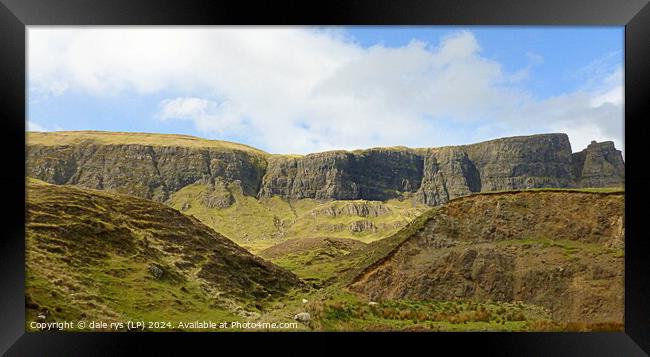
1, 0, 649, 355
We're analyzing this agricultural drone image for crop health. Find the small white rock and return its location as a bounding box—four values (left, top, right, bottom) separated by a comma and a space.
294, 312, 311, 323
368, 301, 379, 306
302, 299, 308, 304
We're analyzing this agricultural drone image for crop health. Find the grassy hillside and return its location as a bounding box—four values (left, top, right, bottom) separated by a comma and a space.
25, 179, 301, 331
167, 182, 428, 253
259, 237, 366, 286
284, 199, 426, 243
27, 130, 268, 155
474, 186, 624, 195
25, 180, 626, 332
167, 182, 321, 252
262, 189, 624, 331
251, 207, 440, 288
23, 131, 627, 333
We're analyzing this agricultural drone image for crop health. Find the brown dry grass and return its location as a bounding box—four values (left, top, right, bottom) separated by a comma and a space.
26, 130, 268, 155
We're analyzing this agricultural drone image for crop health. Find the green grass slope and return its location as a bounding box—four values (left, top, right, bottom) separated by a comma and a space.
167, 182, 428, 253
27, 130, 268, 156
25, 179, 301, 331
259, 237, 367, 285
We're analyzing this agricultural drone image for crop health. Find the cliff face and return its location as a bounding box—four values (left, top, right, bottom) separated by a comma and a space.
257, 152, 359, 200
26, 132, 624, 206
259, 133, 616, 203
572, 141, 625, 188
26, 143, 266, 202
258, 148, 423, 201
463, 133, 575, 191
415, 147, 481, 205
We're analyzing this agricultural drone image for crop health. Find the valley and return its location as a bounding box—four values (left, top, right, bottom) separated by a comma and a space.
25, 131, 625, 331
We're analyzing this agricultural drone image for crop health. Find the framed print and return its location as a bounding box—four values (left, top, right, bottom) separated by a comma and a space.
1, 0, 649, 355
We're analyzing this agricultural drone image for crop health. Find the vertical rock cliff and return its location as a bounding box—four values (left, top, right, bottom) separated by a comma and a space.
257, 152, 359, 200
26, 131, 624, 207
258, 133, 606, 204
26, 132, 267, 202
257, 148, 423, 201
414, 147, 481, 205
463, 133, 575, 191
571, 141, 625, 188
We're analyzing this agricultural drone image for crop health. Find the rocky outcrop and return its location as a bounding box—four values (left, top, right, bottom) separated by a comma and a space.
348, 220, 377, 233
415, 147, 481, 205
258, 148, 423, 201
26, 132, 624, 207
572, 141, 625, 188
26, 143, 266, 202
259, 133, 620, 204
200, 179, 235, 209
309, 201, 394, 218
463, 133, 575, 191
257, 152, 360, 200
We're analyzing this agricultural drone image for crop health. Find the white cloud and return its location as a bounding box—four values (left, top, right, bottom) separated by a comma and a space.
28, 27, 623, 155
26, 120, 47, 132
158, 97, 251, 135
590, 67, 624, 107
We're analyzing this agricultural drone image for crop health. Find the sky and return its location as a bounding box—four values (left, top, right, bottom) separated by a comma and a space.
27, 26, 624, 155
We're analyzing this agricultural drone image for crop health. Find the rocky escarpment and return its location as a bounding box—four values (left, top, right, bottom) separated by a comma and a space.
415, 147, 481, 205
463, 133, 574, 191
26, 132, 267, 202
348, 191, 625, 324
258, 148, 423, 201
27, 132, 624, 207
572, 140, 625, 188
259, 133, 623, 204
308, 200, 395, 218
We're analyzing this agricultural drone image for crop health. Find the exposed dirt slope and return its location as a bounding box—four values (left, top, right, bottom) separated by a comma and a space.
349, 191, 624, 324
